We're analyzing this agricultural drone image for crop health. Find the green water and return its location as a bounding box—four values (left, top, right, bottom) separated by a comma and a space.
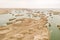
48, 15, 60, 40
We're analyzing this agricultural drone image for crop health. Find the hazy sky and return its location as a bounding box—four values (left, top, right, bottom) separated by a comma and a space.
0, 0, 60, 8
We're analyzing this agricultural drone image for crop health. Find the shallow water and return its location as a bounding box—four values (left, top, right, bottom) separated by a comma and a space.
48, 15, 60, 40
0, 13, 16, 26
0, 11, 60, 40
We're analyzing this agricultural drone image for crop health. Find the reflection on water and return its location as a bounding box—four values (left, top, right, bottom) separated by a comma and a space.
0, 13, 16, 26
48, 15, 60, 40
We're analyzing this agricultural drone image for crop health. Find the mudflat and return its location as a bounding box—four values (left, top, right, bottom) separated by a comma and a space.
0, 9, 49, 40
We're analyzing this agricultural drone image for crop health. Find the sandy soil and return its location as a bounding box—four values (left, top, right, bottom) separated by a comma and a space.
0, 9, 49, 40
0, 9, 11, 14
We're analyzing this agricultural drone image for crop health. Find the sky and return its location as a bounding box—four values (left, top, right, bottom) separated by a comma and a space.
0, 0, 60, 8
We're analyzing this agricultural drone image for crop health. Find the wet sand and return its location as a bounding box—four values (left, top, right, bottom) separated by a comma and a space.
0, 9, 49, 40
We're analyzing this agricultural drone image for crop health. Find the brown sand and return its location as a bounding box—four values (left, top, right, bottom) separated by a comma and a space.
0, 18, 49, 40
0, 9, 49, 40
